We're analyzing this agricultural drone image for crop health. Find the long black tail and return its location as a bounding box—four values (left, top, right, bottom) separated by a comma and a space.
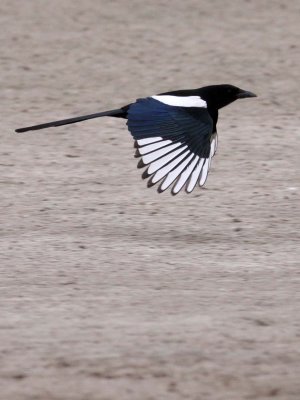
15, 108, 127, 133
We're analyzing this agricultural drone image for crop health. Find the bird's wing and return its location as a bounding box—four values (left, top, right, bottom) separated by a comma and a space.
127, 97, 215, 195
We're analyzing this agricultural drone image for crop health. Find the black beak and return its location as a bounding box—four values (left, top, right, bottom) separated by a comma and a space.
236, 90, 257, 99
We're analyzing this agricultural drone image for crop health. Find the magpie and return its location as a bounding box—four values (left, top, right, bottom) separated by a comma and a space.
15, 84, 256, 195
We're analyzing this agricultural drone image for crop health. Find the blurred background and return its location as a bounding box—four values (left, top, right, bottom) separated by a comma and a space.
1, 1, 299, 399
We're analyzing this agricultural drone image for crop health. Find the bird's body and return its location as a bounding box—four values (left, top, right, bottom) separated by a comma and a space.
15, 84, 256, 195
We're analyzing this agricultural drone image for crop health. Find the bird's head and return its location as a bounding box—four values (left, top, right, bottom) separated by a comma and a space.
198, 84, 257, 110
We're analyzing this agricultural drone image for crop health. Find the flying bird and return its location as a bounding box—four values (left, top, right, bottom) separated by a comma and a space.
15, 84, 256, 195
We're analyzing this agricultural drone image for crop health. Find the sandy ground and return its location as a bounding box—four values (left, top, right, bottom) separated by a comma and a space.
1, 1, 300, 399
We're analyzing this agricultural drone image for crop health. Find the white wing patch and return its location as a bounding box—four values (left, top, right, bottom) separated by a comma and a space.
199, 159, 209, 186
172, 156, 199, 194
152, 95, 207, 108
135, 133, 218, 194
137, 140, 172, 155
210, 133, 218, 157
141, 142, 183, 165
147, 146, 186, 175
186, 158, 205, 193
151, 150, 190, 184
159, 153, 195, 191
137, 137, 162, 146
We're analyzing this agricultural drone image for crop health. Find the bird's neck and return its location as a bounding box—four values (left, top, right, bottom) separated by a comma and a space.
207, 108, 218, 133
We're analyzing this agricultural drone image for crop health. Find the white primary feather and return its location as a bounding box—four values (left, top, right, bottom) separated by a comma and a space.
151, 150, 190, 184
147, 146, 187, 175
186, 158, 205, 193
142, 142, 184, 165
199, 159, 209, 186
210, 138, 216, 157
138, 140, 172, 155
160, 153, 195, 191
137, 137, 162, 146
172, 156, 200, 194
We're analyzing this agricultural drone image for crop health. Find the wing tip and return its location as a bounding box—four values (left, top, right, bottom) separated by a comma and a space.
147, 180, 157, 188
137, 159, 146, 169
141, 169, 151, 180
134, 149, 141, 158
